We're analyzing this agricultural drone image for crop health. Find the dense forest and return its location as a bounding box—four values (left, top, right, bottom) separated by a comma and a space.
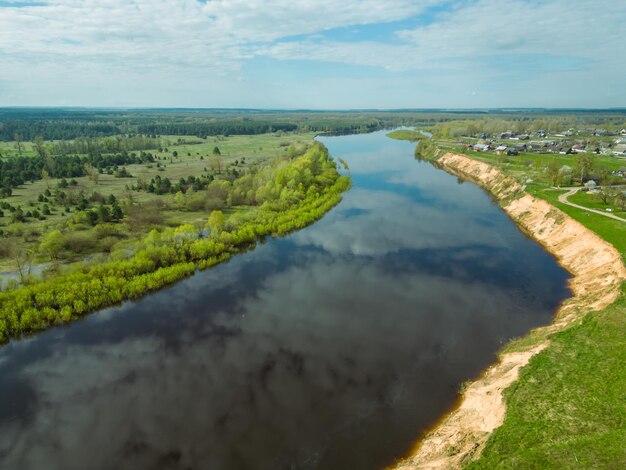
1, 108, 625, 141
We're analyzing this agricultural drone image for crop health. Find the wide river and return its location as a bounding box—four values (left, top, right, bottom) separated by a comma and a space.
0, 131, 570, 470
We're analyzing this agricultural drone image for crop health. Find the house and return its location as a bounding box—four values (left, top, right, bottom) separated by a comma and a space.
473, 143, 490, 152
507, 148, 519, 156
613, 144, 626, 156
515, 144, 528, 152
495, 145, 508, 155
613, 167, 626, 177
518, 134, 530, 140
558, 146, 573, 155
500, 132, 512, 139
572, 144, 586, 153
536, 130, 547, 137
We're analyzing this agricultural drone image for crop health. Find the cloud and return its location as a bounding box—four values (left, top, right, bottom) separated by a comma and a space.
0, 0, 623, 106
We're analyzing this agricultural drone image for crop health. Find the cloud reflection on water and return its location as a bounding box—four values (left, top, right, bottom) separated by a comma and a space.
0, 131, 570, 470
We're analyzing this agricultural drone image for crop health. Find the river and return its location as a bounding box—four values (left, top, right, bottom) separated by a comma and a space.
0, 130, 570, 470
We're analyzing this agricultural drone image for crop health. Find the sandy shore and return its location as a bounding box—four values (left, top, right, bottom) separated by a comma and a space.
392, 152, 626, 469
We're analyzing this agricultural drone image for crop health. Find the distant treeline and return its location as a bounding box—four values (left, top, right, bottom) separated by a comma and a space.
136, 121, 298, 137
51, 135, 161, 155
1, 108, 624, 141
0, 109, 440, 141
0, 120, 120, 141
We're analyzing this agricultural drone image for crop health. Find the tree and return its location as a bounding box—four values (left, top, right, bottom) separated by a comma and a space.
210, 153, 222, 174
8, 238, 34, 283
33, 136, 47, 158
41, 169, 50, 189
111, 201, 124, 221
174, 191, 186, 210
614, 191, 626, 210
595, 188, 612, 205
213, 146, 221, 155
40, 230, 65, 263
96, 204, 111, 223
206, 210, 224, 235
13, 133, 23, 155
546, 161, 561, 186
84, 163, 99, 185
573, 154, 593, 184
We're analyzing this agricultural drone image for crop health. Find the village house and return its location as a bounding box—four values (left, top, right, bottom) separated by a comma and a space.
495, 145, 508, 155
473, 143, 490, 152
572, 144, 586, 153
613, 144, 626, 156
613, 167, 626, 178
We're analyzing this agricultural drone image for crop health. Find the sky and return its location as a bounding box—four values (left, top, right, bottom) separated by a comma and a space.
0, 0, 624, 109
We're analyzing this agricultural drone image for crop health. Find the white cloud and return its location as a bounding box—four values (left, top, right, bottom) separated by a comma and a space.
0, 0, 623, 106
0, 0, 431, 68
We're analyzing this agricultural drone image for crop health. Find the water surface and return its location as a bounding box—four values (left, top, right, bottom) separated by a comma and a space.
0, 131, 570, 470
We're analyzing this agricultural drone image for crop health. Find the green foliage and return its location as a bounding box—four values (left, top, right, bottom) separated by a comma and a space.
39, 229, 65, 261
0, 142, 350, 343
386, 129, 423, 142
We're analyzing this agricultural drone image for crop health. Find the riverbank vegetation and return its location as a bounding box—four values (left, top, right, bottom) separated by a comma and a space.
0, 141, 350, 342
386, 129, 423, 141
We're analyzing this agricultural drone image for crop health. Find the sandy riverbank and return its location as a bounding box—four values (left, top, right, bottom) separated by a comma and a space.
392, 152, 626, 469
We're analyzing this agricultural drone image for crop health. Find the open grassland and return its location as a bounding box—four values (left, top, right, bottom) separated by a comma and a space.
0, 132, 315, 272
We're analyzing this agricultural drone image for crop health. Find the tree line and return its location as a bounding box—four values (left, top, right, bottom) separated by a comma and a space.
0, 152, 154, 195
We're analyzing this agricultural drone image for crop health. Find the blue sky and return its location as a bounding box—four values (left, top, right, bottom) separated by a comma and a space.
0, 0, 623, 108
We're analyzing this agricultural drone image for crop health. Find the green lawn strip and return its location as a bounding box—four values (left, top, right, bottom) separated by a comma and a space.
567, 190, 626, 218
530, 189, 626, 256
